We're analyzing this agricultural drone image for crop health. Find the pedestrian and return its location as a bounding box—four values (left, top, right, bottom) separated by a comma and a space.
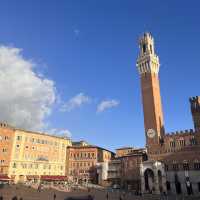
0, 195, 3, 200
12, 196, 18, 200
87, 195, 93, 200
53, 193, 56, 200
106, 192, 109, 200
37, 184, 41, 192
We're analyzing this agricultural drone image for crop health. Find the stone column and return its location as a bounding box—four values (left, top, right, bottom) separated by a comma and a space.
162, 174, 167, 193
140, 164, 145, 194
154, 170, 160, 194
141, 175, 145, 194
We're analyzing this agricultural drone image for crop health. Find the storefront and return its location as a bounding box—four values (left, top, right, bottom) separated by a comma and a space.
0, 175, 12, 185
40, 175, 68, 184
26, 175, 40, 183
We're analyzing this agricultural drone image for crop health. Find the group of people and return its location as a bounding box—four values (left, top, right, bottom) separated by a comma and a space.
0, 193, 57, 200
106, 191, 126, 200
0, 196, 23, 200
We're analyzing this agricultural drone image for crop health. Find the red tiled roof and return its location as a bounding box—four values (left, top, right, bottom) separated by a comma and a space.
40, 175, 68, 181
0, 175, 10, 181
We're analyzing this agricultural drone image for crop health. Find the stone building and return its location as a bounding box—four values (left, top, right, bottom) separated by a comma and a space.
136, 32, 200, 195
66, 142, 114, 184
97, 147, 147, 190
120, 148, 147, 190
106, 159, 121, 186
0, 123, 71, 183
116, 147, 136, 157
72, 140, 90, 147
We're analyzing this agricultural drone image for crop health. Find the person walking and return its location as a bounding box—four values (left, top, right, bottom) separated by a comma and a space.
12, 196, 18, 200
106, 192, 109, 200
53, 193, 56, 200
37, 184, 41, 192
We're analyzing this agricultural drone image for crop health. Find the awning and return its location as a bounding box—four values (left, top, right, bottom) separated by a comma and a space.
0, 175, 11, 181
40, 175, 68, 181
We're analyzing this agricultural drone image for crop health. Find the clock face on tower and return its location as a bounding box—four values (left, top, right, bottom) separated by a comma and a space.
147, 129, 156, 138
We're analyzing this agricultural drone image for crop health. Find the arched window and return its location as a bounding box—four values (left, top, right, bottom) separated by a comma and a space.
183, 163, 189, 171
142, 44, 146, 53
13, 163, 17, 168
194, 161, 200, 170
172, 162, 179, 171
170, 140, 176, 148
179, 139, 185, 146
190, 136, 197, 145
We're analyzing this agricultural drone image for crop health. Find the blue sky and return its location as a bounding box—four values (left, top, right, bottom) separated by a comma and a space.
0, 0, 199, 151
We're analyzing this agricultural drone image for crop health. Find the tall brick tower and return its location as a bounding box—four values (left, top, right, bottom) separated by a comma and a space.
190, 96, 200, 130
136, 33, 165, 152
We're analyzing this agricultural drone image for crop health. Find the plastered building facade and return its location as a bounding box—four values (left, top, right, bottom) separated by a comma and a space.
0, 123, 71, 183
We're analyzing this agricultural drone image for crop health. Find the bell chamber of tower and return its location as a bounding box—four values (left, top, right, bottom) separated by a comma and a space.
137, 33, 160, 75
136, 33, 165, 151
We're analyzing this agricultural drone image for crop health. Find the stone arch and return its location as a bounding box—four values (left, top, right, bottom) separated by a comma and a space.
140, 160, 167, 194
144, 168, 155, 192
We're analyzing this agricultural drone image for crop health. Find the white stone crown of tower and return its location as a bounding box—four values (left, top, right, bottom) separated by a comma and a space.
136, 32, 160, 75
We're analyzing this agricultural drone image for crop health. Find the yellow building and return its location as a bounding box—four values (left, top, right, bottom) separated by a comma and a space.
0, 123, 71, 183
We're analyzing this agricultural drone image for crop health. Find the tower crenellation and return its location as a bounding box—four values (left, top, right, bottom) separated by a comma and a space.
190, 96, 200, 130
165, 129, 197, 137
189, 96, 200, 111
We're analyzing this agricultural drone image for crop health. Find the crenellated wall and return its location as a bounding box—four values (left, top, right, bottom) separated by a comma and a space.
164, 128, 200, 148
165, 129, 196, 136
148, 128, 200, 161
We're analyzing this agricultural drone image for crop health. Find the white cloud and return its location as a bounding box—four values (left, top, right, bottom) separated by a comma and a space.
74, 29, 80, 37
61, 93, 91, 112
0, 45, 56, 131
47, 128, 72, 138
97, 99, 120, 113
